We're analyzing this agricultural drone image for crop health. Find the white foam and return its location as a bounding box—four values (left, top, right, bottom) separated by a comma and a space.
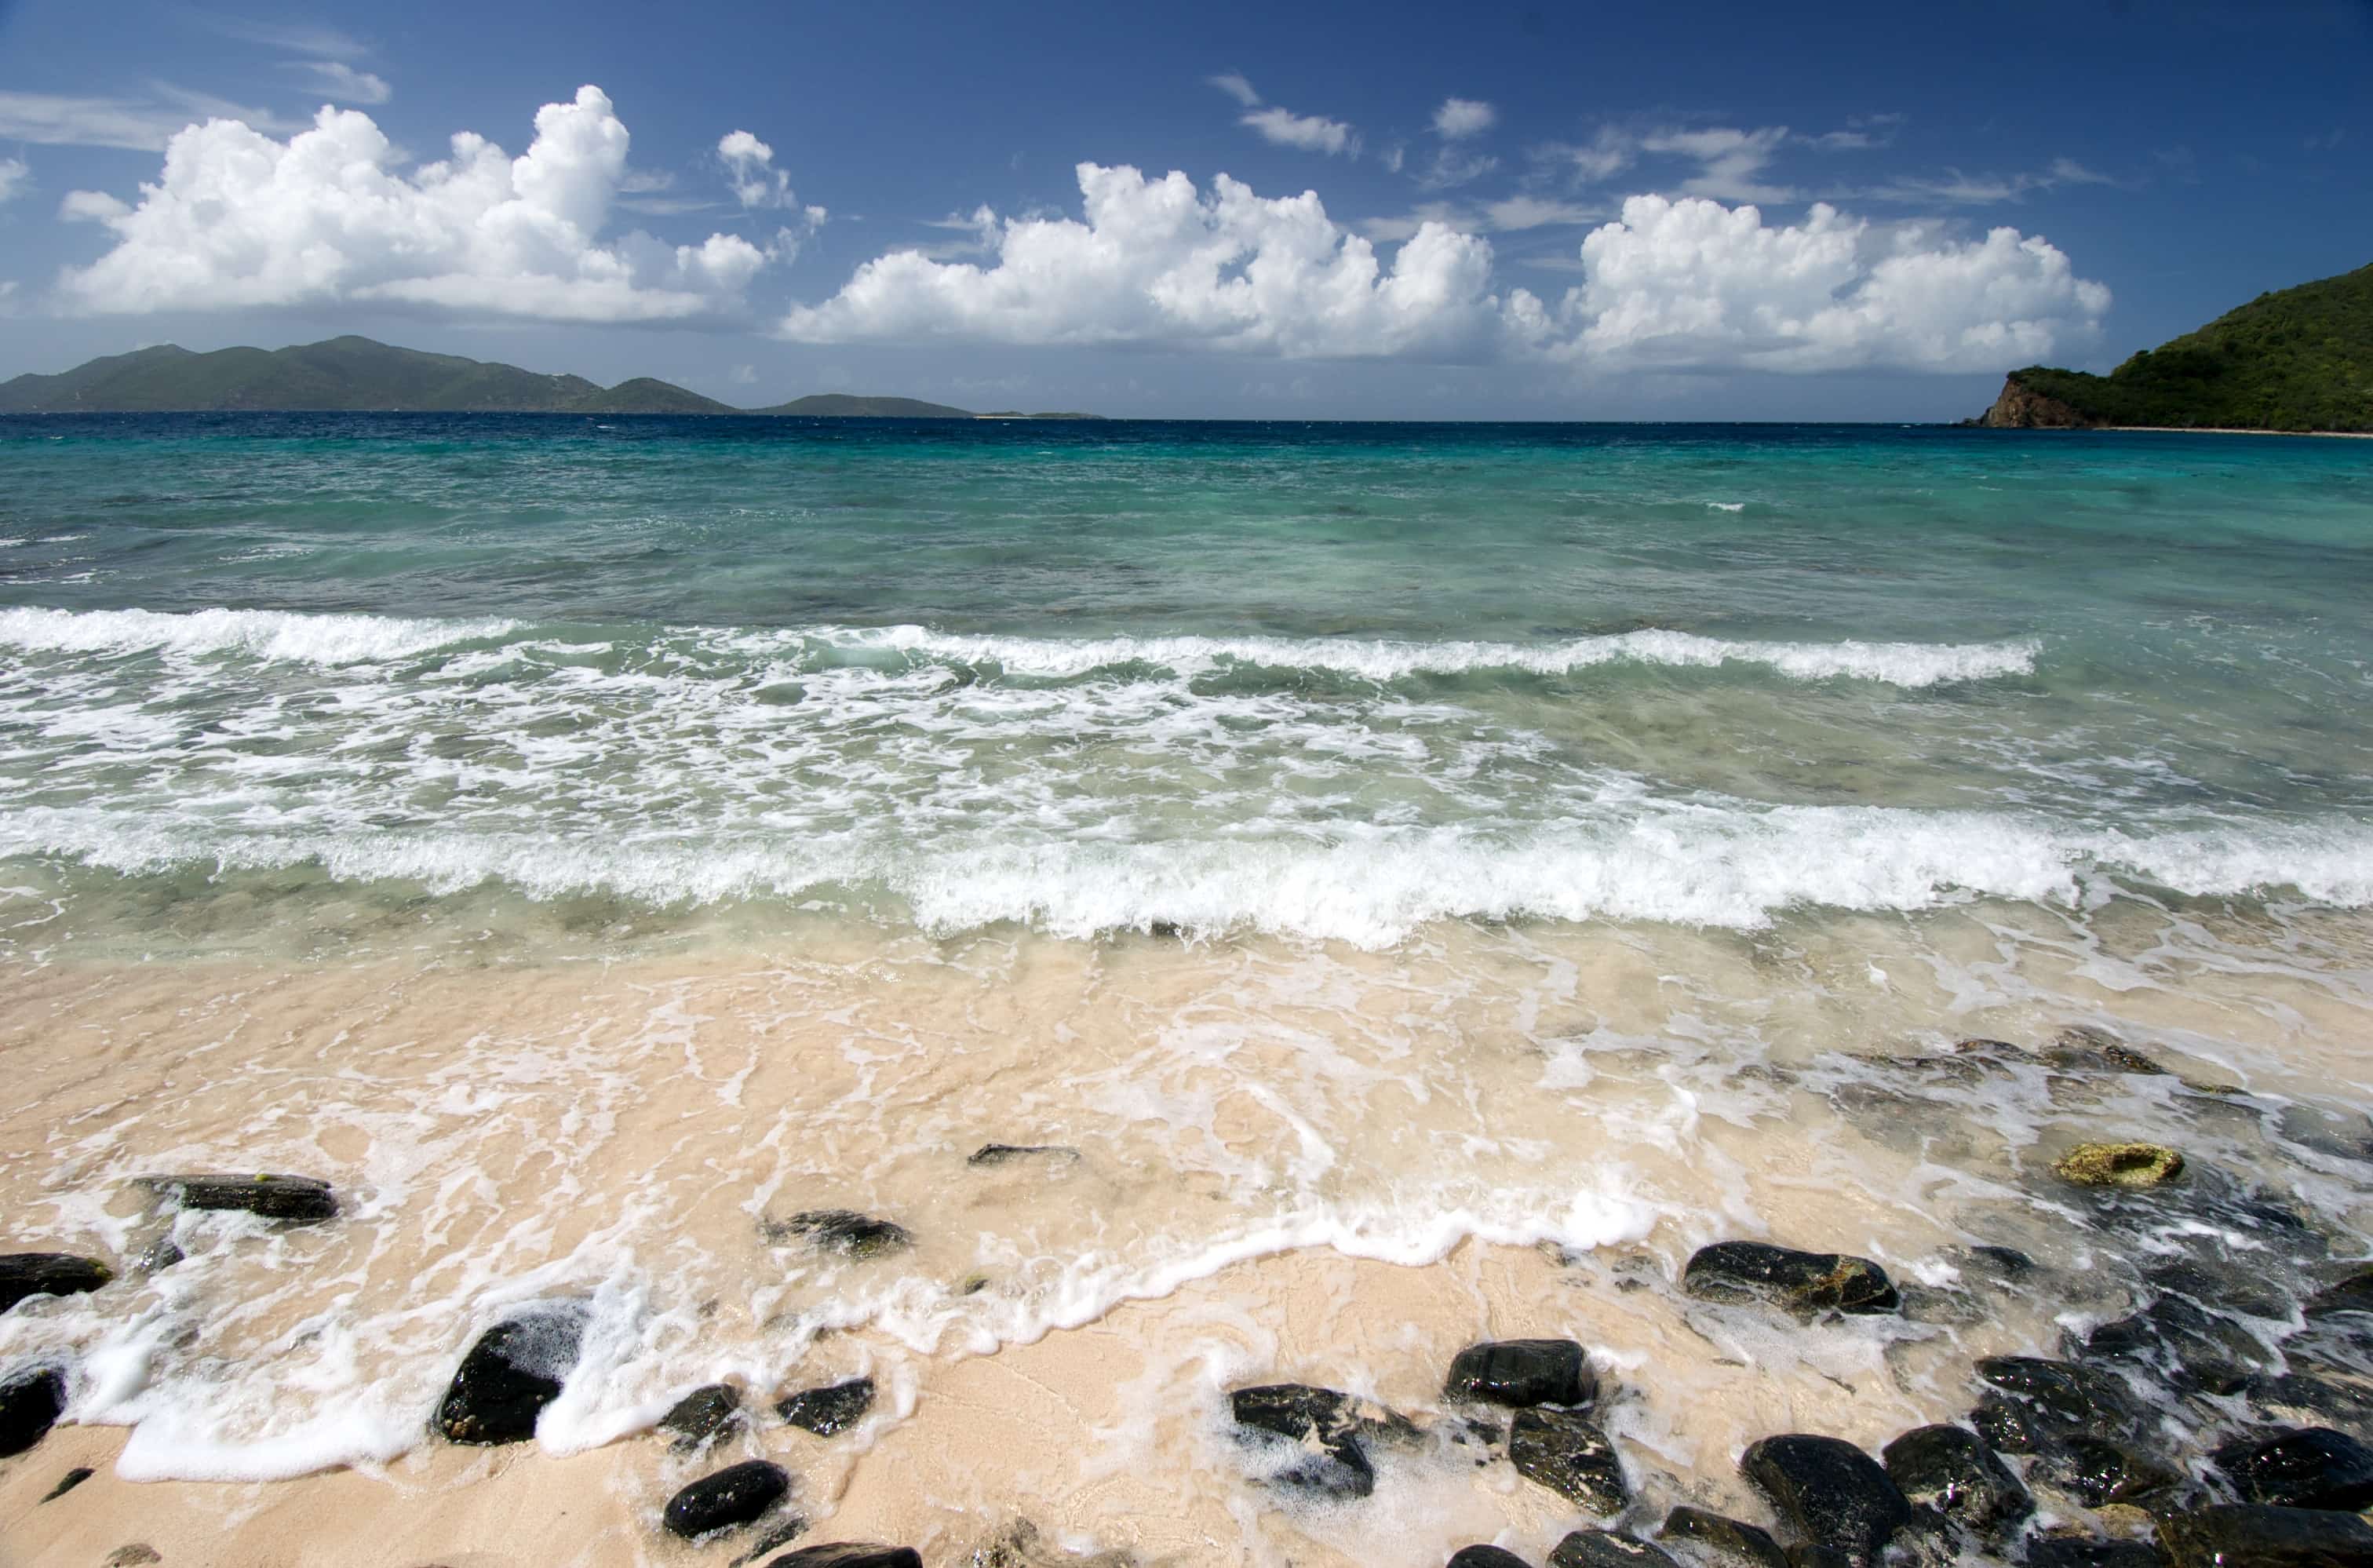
811, 623, 2039, 687
5, 804, 2368, 946
0, 606, 516, 665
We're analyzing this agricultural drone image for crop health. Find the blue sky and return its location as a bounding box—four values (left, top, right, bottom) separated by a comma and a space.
0, 0, 2365, 418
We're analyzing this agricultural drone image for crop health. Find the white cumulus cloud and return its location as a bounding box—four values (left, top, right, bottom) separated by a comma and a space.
1527, 194, 2110, 371
1432, 98, 1496, 140
780, 162, 1504, 359
53, 86, 775, 323
782, 169, 2108, 374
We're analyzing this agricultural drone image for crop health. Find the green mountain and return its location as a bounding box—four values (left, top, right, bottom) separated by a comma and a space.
1980, 261, 2373, 432
756, 392, 976, 418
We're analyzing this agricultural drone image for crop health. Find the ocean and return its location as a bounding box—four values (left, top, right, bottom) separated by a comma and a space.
2, 414, 2369, 1563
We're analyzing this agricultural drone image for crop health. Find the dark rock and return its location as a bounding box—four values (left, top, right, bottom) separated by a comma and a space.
1509, 1406, 1629, 1514
763, 1210, 912, 1259
1448, 1548, 1533, 1568
1229, 1384, 1416, 1498
968, 1144, 1081, 1167
665, 1459, 792, 1539
2045, 1028, 2166, 1075
730, 1517, 812, 1567
135, 1239, 184, 1274
1657, 1506, 1787, 1567
1782, 1548, 1850, 1568
2080, 1294, 2268, 1395
2247, 1374, 2373, 1439
658, 1382, 742, 1449
42, 1466, 95, 1501
2156, 1504, 2373, 1566
432, 1304, 585, 1445
778, 1377, 874, 1436
0, 1253, 111, 1315
1967, 1245, 2037, 1278
1880, 1424, 2032, 1538
2145, 1258, 2294, 1322
2306, 1267, 2373, 1319
1549, 1533, 1678, 1568
2277, 1106, 2373, 1166
1444, 1340, 1595, 1409
1682, 1242, 1899, 1316
103, 1548, 161, 1568
1970, 1357, 2151, 1452
760, 1546, 924, 1568
2210, 1427, 2373, 1512
1739, 1435, 1912, 1568
2023, 1540, 2167, 1568
139, 1173, 337, 1222
2031, 1435, 2185, 1509
0, 1366, 67, 1457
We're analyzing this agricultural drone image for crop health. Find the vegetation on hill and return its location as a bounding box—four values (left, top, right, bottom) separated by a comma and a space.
0, 338, 1099, 419
1981, 261, 2372, 432
756, 393, 975, 418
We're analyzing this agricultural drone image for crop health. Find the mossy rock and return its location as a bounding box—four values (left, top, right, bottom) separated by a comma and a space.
2053, 1143, 2184, 1188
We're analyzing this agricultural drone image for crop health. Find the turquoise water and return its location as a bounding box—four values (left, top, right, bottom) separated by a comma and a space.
1, 414, 2368, 952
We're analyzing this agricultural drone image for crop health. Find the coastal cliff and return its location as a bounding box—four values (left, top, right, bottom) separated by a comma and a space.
1978, 375, 2094, 428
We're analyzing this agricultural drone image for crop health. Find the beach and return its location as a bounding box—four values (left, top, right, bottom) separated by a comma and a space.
2, 414, 2371, 1566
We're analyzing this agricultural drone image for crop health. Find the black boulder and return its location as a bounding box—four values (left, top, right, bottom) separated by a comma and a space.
0, 1366, 67, 1457
1444, 1340, 1595, 1409
1547, 1532, 1676, 1568
664, 1459, 792, 1539
1682, 1242, 1899, 1316
1509, 1406, 1628, 1514
140, 1173, 336, 1223
1740, 1435, 1912, 1568
1447, 1548, 1533, 1568
778, 1377, 875, 1436
0, 1254, 111, 1315
1880, 1424, 2032, 1538
761, 1546, 924, 1568
433, 1305, 585, 1445
1657, 1505, 1788, 1567
2156, 1504, 2373, 1567
2210, 1427, 2373, 1513
658, 1382, 742, 1449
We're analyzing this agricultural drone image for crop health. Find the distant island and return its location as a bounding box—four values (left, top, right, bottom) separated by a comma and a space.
1978, 261, 2371, 433
0, 337, 1103, 420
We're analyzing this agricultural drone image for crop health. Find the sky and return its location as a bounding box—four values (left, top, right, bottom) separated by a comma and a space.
0, 0, 2366, 419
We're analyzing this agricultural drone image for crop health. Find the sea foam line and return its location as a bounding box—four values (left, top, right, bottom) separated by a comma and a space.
5, 808, 2367, 947
808, 624, 2043, 688
0, 606, 516, 665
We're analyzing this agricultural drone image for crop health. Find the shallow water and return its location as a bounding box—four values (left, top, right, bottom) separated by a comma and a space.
0, 415, 2369, 1564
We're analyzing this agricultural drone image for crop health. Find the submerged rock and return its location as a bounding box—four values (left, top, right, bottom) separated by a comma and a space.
1548, 1533, 1677, 1568
2045, 1028, 2167, 1077
2053, 1143, 2185, 1189
2209, 1427, 2373, 1512
1970, 1357, 2152, 1451
0, 1254, 111, 1315
1681, 1242, 1900, 1316
1443, 1340, 1596, 1409
664, 1459, 793, 1539
0, 1366, 67, 1457
433, 1304, 586, 1445
1740, 1435, 1913, 1568
1657, 1505, 1788, 1567
2247, 1374, 2373, 1439
1509, 1406, 1629, 1514
2080, 1293, 2268, 1395
2031, 1434, 2186, 1510
1880, 1424, 2032, 1538
42, 1465, 94, 1502
1229, 1384, 1416, 1499
2306, 1267, 2373, 1319
967, 1144, 1081, 1167
2022, 1539, 2168, 1568
2155, 1504, 2373, 1566
659, 1382, 742, 1450
760, 1546, 924, 1568
778, 1377, 875, 1436
764, 1210, 913, 1259
138, 1172, 337, 1222
1447, 1548, 1533, 1568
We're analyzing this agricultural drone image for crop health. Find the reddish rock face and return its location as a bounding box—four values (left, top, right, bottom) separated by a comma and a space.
1980, 374, 2096, 428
